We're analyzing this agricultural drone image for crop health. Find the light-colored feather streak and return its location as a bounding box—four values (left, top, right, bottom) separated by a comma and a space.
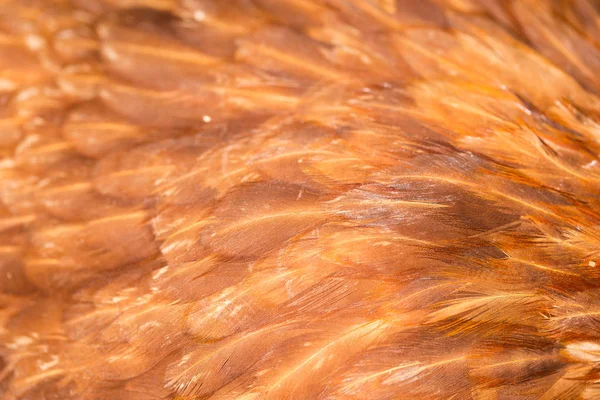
166, 323, 289, 397
104, 41, 220, 66
345, 356, 466, 391
428, 292, 539, 332
264, 320, 390, 398
243, 44, 345, 82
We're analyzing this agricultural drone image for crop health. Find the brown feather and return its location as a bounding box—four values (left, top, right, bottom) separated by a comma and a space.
2, 0, 600, 399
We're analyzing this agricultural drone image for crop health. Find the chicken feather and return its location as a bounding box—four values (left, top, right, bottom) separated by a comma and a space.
2, 0, 600, 399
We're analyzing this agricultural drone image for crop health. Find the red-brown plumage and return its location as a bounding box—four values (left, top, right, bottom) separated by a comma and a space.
2, 0, 600, 399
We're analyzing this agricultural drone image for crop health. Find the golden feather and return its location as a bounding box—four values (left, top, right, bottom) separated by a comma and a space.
2, 0, 600, 399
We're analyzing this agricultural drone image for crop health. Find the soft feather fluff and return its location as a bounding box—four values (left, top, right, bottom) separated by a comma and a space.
2, 0, 600, 399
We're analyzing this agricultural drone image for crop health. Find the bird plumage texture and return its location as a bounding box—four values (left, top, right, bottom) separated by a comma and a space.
1, 0, 600, 398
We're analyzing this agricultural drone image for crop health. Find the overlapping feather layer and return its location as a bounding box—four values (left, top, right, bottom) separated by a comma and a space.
1, 0, 600, 399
